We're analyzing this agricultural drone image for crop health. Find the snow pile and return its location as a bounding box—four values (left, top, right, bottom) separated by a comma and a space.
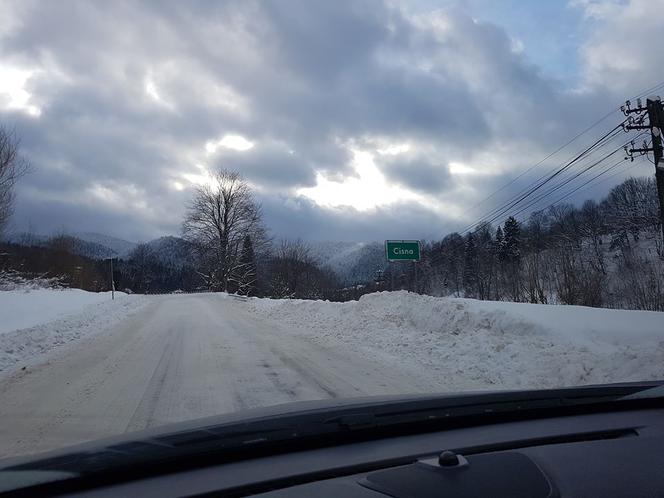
0, 289, 121, 334
0, 289, 149, 373
247, 291, 664, 391
0, 271, 66, 292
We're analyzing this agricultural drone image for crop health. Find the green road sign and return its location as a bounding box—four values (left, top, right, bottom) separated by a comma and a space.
385, 240, 421, 262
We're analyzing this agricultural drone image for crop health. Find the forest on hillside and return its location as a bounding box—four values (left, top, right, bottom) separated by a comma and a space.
2, 174, 663, 311
400, 176, 663, 311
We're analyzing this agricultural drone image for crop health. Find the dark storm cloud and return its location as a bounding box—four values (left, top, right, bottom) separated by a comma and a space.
378, 154, 452, 194
258, 194, 447, 242
1, 0, 656, 242
211, 142, 317, 188
11, 195, 171, 242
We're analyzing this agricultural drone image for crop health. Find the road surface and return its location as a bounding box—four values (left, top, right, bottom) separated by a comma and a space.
0, 294, 434, 457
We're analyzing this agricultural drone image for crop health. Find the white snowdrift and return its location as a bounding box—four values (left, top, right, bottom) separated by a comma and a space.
247, 291, 664, 391
0, 289, 122, 334
0, 289, 148, 373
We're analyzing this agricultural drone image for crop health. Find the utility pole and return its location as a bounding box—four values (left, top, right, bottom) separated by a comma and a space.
647, 97, 664, 243
623, 96, 664, 242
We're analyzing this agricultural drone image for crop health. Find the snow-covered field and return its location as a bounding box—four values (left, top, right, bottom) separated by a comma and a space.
246, 291, 664, 390
0, 289, 148, 373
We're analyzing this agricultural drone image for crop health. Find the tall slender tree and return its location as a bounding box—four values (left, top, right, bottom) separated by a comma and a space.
502, 216, 522, 300
232, 234, 257, 296
463, 232, 478, 298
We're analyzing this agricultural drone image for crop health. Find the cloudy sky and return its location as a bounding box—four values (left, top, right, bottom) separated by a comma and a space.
1, 0, 662, 242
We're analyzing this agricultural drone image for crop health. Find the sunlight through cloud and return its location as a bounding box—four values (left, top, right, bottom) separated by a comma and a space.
297, 149, 419, 211
205, 134, 255, 154
0, 65, 41, 116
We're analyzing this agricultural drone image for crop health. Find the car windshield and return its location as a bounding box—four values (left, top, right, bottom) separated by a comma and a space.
1, 0, 663, 460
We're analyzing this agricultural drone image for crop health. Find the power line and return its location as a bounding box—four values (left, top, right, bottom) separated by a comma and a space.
508, 130, 645, 215
632, 80, 664, 101
504, 141, 628, 222
513, 134, 648, 223
468, 123, 625, 226
462, 108, 621, 216
425, 154, 649, 269
521, 157, 626, 220
554, 157, 649, 204
460, 121, 627, 234
458, 78, 664, 232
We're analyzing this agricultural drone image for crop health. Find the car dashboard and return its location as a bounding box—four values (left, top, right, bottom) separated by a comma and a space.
46, 406, 664, 497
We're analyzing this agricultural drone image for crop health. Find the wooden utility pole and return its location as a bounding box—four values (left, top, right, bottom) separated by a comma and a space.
647, 98, 664, 243
623, 96, 664, 242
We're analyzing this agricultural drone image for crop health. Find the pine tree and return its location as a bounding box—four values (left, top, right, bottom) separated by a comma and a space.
463, 233, 478, 298
236, 235, 257, 296
494, 226, 505, 261
502, 216, 522, 300
503, 216, 521, 263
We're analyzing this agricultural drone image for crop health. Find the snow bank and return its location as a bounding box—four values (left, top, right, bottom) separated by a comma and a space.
0, 289, 149, 374
0, 289, 123, 334
246, 291, 664, 391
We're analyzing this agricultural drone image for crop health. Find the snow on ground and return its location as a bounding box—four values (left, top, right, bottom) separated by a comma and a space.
0, 289, 121, 334
246, 291, 664, 391
0, 289, 149, 374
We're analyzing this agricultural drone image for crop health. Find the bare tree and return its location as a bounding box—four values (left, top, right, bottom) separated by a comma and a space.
578, 199, 606, 274
266, 239, 337, 299
603, 177, 660, 247
182, 169, 266, 292
0, 127, 29, 238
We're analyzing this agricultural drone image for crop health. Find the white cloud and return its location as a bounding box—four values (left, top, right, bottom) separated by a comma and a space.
205, 134, 255, 154
569, 0, 624, 20
449, 162, 479, 175
143, 73, 174, 109
0, 65, 41, 116
575, 0, 664, 95
297, 148, 420, 211
509, 37, 524, 54
4, 0, 658, 240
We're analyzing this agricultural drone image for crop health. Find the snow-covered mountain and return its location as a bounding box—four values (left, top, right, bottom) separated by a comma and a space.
60, 237, 118, 259
344, 242, 389, 284
74, 232, 137, 258
143, 236, 195, 268
308, 241, 386, 284
6, 232, 121, 259
5, 230, 385, 282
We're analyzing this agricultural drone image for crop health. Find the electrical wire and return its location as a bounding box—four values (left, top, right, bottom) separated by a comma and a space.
455, 78, 664, 234
460, 121, 627, 233
551, 156, 651, 207
632, 80, 664, 101
505, 131, 646, 220
504, 142, 627, 221
521, 157, 626, 220
461, 108, 621, 216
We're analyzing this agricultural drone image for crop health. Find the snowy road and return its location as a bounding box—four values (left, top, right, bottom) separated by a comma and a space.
0, 294, 434, 457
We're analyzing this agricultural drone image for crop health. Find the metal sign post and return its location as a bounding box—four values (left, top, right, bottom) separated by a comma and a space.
385, 240, 421, 262
385, 240, 421, 292
105, 257, 116, 300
